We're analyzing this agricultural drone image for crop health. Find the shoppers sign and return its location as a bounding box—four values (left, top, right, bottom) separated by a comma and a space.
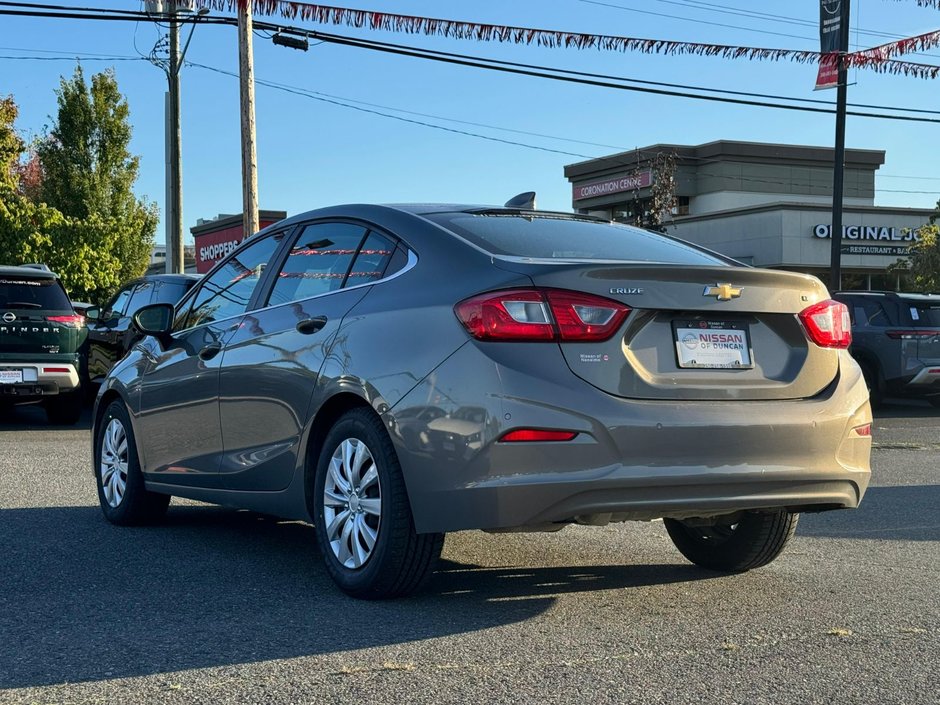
813, 224, 918, 256
572, 170, 652, 201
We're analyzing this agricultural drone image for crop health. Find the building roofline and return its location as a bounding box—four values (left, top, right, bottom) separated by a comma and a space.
670, 200, 935, 224
564, 139, 886, 179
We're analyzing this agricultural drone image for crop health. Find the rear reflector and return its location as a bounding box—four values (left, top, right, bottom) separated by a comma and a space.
798, 299, 852, 349
852, 423, 872, 437
455, 288, 630, 342
42, 367, 71, 374
499, 429, 579, 443
46, 314, 85, 328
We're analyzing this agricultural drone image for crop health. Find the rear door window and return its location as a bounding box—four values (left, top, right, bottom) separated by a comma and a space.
266, 222, 368, 306
0, 276, 72, 310
126, 281, 155, 314
152, 279, 193, 306
344, 232, 396, 288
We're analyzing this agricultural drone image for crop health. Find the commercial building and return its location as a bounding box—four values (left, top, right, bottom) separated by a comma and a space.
564, 140, 934, 291
190, 210, 287, 273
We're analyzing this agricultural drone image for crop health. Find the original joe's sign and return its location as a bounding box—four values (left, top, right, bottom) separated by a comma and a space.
572, 170, 653, 201
813, 224, 920, 256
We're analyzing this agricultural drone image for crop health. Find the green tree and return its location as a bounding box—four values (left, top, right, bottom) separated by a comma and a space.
0, 88, 148, 303
890, 200, 940, 293
37, 66, 156, 287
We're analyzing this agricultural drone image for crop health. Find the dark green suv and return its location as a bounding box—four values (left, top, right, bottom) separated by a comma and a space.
0, 265, 87, 424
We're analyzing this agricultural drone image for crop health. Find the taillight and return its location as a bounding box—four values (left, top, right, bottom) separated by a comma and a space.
46, 314, 85, 328
799, 299, 852, 349
852, 423, 872, 437
455, 288, 630, 342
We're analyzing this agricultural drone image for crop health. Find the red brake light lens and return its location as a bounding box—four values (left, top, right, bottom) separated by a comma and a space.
455, 288, 630, 342
799, 299, 852, 349
46, 314, 85, 328
499, 429, 579, 442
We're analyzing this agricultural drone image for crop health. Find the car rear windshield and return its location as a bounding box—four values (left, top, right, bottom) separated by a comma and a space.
905, 300, 940, 326
0, 276, 72, 310
426, 212, 730, 265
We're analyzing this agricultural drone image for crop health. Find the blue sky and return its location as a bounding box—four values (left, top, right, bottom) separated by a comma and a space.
3, 0, 939, 244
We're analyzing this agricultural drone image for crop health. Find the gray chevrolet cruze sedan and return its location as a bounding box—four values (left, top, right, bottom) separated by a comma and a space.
93, 203, 872, 598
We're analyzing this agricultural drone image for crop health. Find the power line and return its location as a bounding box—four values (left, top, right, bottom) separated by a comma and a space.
3, 1, 939, 124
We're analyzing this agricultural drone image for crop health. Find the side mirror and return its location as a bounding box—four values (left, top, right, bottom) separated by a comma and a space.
84, 306, 100, 322
132, 303, 174, 340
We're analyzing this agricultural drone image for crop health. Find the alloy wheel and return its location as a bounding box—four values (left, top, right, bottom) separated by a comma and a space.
100, 418, 129, 508
323, 438, 382, 569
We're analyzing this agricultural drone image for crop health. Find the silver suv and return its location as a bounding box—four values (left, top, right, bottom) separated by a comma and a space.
834, 291, 940, 407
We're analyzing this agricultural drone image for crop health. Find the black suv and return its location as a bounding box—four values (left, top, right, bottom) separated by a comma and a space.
833, 291, 940, 407
0, 265, 88, 423
84, 273, 200, 384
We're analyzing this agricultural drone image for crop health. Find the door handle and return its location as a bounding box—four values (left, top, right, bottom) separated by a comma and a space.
198, 342, 223, 361
296, 316, 328, 335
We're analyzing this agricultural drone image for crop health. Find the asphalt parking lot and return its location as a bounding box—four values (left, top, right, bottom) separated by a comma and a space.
1, 401, 938, 705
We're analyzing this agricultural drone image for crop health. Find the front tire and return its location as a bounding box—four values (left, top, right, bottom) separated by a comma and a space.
94, 400, 170, 525
664, 510, 799, 572
313, 408, 443, 599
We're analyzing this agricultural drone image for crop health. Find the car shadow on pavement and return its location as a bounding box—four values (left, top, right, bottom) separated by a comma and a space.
0, 401, 93, 431
797, 484, 940, 542
0, 505, 716, 689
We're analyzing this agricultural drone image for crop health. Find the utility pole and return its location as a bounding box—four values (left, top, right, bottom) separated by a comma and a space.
167, 4, 184, 274
238, 0, 259, 240
828, 0, 851, 292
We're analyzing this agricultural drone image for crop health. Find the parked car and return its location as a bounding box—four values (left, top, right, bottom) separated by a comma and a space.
92, 202, 872, 599
833, 291, 940, 407
84, 274, 200, 384
0, 264, 87, 424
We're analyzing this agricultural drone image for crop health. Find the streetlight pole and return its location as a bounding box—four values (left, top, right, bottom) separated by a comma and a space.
238, 1, 259, 241
828, 0, 851, 293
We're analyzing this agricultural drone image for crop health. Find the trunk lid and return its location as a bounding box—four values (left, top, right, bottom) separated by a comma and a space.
496, 261, 836, 401
0, 275, 84, 355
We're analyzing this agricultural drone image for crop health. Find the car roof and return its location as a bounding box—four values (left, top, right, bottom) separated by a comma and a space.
255, 203, 604, 237
0, 265, 58, 279
140, 273, 202, 282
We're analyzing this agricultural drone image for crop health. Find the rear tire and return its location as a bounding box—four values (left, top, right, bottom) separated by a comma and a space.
94, 400, 170, 525
313, 408, 443, 599
45, 390, 84, 425
664, 510, 799, 572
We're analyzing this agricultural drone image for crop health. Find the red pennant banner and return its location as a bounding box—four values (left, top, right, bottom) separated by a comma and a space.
201, 0, 940, 79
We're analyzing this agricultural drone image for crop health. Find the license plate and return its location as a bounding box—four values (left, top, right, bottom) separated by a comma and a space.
673, 320, 754, 369
0, 369, 23, 384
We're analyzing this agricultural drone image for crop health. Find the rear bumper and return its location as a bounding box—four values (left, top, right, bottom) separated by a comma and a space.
0, 362, 80, 401
390, 344, 872, 534
906, 365, 940, 387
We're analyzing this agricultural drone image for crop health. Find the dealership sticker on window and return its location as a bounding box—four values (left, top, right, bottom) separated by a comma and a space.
673, 320, 754, 369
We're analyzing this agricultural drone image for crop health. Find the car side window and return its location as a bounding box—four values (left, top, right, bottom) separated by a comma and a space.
152, 280, 191, 306
125, 280, 154, 314
184, 234, 281, 329
344, 232, 397, 288
860, 300, 890, 327
266, 222, 368, 306
108, 286, 134, 318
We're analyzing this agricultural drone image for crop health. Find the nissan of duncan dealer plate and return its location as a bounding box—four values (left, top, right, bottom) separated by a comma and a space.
91, 201, 872, 599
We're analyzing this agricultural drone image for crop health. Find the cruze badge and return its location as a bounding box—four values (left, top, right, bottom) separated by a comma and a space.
609, 287, 644, 295
703, 284, 743, 301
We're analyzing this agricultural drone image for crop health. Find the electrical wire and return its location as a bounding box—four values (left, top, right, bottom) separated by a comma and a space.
2, 1, 939, 125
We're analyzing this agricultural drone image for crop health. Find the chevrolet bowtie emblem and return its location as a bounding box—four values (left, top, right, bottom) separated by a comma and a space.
703, 284, 743, 301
